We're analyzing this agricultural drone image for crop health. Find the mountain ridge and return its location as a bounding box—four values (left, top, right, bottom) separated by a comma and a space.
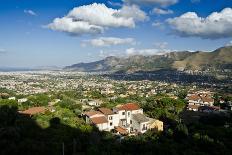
64, 46, 232, 73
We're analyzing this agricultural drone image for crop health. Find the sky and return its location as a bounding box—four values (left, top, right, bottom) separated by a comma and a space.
0, 0, 232, 67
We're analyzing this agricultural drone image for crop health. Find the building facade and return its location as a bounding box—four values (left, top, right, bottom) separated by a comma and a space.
83, 103, 163, 135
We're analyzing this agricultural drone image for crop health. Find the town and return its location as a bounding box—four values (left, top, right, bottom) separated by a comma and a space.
0, 70, 231, 154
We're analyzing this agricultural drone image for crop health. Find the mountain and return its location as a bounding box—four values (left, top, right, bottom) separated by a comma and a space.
173, 46, 232, 70
64, 46, 232, 72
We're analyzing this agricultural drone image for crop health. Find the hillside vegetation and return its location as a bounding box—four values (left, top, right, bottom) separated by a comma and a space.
65, 46, 232, 72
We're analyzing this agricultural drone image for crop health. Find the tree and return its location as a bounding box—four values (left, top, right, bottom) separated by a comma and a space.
177, 90, 187, 99
174, 123, 189, 139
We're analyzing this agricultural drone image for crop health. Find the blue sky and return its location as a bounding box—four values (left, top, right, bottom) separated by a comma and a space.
0, 0, 231, 67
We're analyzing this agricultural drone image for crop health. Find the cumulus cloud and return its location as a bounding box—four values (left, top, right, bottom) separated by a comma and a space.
83, 37, 136, 47
47, 3, 147, 35
152, 8, 173, 15
167, 8, 232, 39
123, 0, 178, 7
114, 5, 149, 22
24, 10, 37, 16
126, 48, 170, 56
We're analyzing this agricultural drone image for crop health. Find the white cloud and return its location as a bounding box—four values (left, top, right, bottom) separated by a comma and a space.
126, 48, 170, 56
154, 42, 168, 49
167, 8, 232, 39
152, 8, 173, 15
47, 3, 147, 35
114, 5, 149, 22
24, 10, 37, 16
84, 37, 136, 47
226, 40, 232, 46
152, 20, 165, 29
47, 17, 104, 35
123, 0, 178, 7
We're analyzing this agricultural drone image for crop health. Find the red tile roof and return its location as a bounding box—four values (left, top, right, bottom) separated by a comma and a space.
188, 95, 201, 101
115, 126, 128, 135
201, 97, 214, 103
90, 116, 108, 124
20, 107, 46, 116
117, 103, 140, 111
83, 111, 102, 117
98, 108, 114, 115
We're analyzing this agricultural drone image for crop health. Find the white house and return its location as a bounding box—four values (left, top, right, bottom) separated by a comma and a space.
83, 103, 163, 135
186, 93, 214, 111
87, 99, 103, 107
131, 113, 150, 133
8, 97, 16, 100
83, 111, 108, 131
98, 108, 119, 131
113, 103, 144, 133
18, 98, 28, 103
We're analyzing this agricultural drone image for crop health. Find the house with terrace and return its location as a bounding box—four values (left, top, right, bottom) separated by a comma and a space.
83, 103, 163, 135
186, 92, 215, 111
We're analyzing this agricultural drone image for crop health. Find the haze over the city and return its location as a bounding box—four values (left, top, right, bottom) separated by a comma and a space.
0, 0, 232, 68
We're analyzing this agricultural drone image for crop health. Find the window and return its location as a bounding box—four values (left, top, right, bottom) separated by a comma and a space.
109, 116, 113, 120
130, 120, 132, 124
122, 112, 125, 115
128, 112, 130, 116
110, 122, 113, 126
142, 124, 147, 131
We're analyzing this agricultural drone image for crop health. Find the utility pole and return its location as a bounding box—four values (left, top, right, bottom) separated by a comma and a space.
62, 142, 65, 155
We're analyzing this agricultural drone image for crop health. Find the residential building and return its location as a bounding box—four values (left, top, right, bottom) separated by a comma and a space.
83, 103, 163, 135
8, 96, 16, 100
83, 111, 108, 131
19, 106, 46, 117
186, 92, 214, 111
148, 119, 164, 132
87, 99, 103, 107
18, 98, 28, 103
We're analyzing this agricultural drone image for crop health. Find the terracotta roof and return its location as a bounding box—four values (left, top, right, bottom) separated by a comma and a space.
83, 111, 102, 117
188, 95, 201, 101
21, 107, 46, 115
115, 126, 128, 135
0, 93, 9, 96
117, 103, 140, 111
201, 97, 214, 103
98, 108, 114, 115
90, 116, 108, 124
